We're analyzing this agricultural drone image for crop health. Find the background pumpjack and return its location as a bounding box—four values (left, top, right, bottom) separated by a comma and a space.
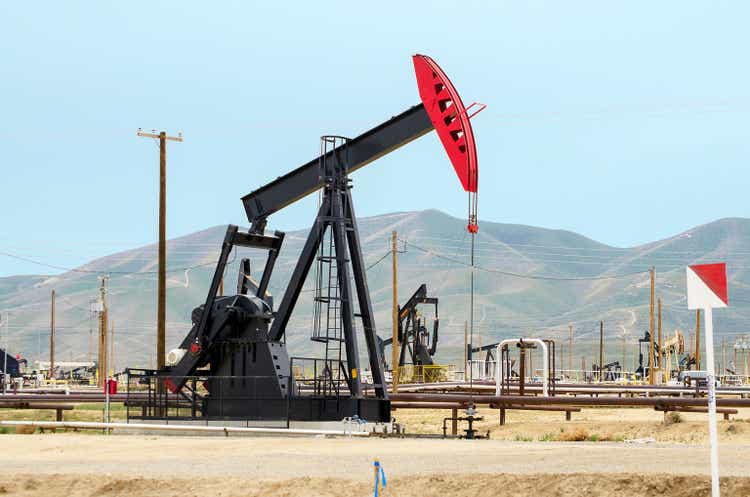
378, 284, 439, 371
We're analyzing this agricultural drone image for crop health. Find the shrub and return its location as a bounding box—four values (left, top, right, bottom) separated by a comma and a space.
558, 427, 589, 441
664, 412, 683, 425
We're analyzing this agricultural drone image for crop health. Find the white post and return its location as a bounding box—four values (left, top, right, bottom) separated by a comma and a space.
704, 306, 720, 497
495, 353, 501, 396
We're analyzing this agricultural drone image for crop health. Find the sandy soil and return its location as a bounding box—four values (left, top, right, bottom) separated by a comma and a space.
1, 434, 750, 496
2, 473, 750, 497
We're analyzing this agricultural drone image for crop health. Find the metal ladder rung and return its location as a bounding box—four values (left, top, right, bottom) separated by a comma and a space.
317, 256, 349, 263
314, 296, 342, 303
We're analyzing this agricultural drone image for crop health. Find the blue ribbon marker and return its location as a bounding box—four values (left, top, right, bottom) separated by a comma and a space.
373, 460, 387, 497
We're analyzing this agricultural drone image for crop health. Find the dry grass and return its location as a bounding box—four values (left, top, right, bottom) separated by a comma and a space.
0, 403, 127, 434
558, 427, 589, 441
393, 406, 750, 444
0, 403, 126, 424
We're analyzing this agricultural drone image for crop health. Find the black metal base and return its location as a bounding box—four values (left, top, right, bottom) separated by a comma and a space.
203, 396, 391, 423
290, 397, 390, 422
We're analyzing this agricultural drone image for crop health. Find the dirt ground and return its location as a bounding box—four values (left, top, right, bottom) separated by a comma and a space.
1, 472, 750, 497
2, 434, 750, 496
2, 405, 750, 495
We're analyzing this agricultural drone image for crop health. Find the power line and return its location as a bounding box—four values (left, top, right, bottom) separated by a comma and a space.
0, 250, 234, 276
366, 251, 391, 271
401, 240, 750, 265
56, 294, 91, 313
411, 234, 750, 256
400, 239, 649, 281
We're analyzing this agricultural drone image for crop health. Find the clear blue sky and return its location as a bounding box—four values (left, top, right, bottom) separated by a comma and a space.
1, 1, 748, 276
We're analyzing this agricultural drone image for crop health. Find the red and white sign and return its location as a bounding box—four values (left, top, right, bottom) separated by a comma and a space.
685, 262, 728, 497
687, 263, 728, 310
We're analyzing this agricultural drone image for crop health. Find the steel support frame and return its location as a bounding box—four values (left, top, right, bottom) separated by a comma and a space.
267, 181, 387, 399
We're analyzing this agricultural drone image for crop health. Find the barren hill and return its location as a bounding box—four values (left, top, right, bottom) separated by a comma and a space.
1, 210, 749, 369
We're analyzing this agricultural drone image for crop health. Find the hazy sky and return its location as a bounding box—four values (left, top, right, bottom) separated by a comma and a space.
1, 1, 748, 276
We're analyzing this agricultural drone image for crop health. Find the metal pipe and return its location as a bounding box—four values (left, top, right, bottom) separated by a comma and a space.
391, 402, 466, 409
488, 404, 581, 412
390, 392, 750, 408
653, 406, 737, 414
395, 380, 750, 394
0, 420, 369, 437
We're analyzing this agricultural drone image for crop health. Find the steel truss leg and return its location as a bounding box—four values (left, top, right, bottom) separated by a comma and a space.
269, 199, 329, 341
330, 190, 362, 397
343, 188, 387, 398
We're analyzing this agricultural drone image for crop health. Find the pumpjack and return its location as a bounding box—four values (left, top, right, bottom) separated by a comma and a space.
471, 342, 502, 363
378, 284, 439, 370
144, 55, 483, 423
592, 361, 622, 381
635, 330, 660, 380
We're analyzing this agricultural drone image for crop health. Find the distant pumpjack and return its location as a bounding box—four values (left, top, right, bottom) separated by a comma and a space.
378, 284, 439, 370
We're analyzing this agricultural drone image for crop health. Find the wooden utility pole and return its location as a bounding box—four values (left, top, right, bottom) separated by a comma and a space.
649, 266, 655, 384
599, 321, 604, 381
137, 129, 183, 371
581, 356, 586, 382
658, 297, 663, 383
722, 336, 726, 377
695, 309, 701, 370
559, 342, 564, 378
690, 332, 695, 356
109, 321, 115, 376
97, 277, 108, 387
568, 325, 573, 373
88, 298, 94, 363
49, 289, 55, 379
391, 230, 399, 392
